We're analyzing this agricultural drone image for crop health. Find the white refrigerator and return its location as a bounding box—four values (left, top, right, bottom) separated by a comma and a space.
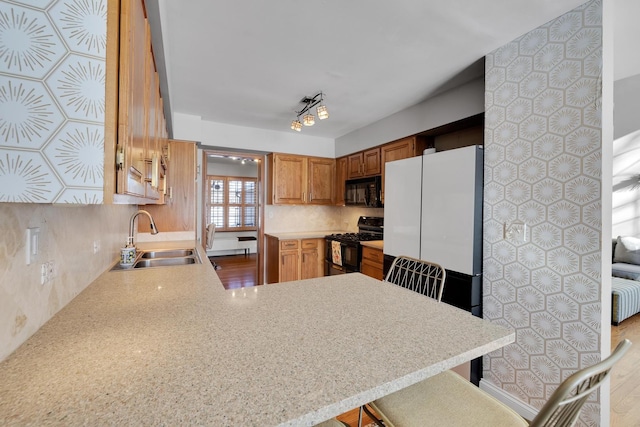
383, 145, 484, 382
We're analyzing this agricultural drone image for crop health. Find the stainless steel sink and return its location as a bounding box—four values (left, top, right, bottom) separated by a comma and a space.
111, 247, 201, 271
140, 249, 195, 259
133, 257, 199, 268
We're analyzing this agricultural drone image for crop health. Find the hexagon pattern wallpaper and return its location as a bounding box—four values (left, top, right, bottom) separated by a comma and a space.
483, 0, 603, 424
0, 0, 106, 203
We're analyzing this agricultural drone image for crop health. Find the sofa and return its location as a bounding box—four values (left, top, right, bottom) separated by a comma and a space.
611, 236, 640, 325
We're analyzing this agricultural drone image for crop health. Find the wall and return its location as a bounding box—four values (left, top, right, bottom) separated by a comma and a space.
0, 203, 136, 361
264, 205, 383, 234
172, 112, 335, 158
0, 0, 106, 203
335, 78, 484, 157
482, 1, 604, 424
612, 74, 640, 238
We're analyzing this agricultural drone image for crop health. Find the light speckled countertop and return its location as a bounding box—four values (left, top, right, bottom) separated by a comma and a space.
0, 240, 513, 426
360, 240, 383, 250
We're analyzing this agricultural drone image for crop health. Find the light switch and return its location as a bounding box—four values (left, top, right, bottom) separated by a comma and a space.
26, 227, 40, 265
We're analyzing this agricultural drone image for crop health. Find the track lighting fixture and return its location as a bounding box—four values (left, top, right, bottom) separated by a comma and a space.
290, 92, 329, 132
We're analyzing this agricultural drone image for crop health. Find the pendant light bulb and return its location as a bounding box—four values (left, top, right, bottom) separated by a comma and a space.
317, 104, 329, 120
303, 113, 315, 126
291, 119, 302, 132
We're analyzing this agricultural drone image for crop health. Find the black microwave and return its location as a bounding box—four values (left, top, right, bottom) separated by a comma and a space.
345, 176, 383, 207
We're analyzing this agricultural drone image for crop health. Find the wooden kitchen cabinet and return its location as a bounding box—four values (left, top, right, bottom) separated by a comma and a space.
334, 156, 347, 206
266, 236, 325, 283
301, 239, 325, 280
115, 0, 168, 203
280, 242, 300, 283
267, 153, 335, 205
380, 136, 428, 203
138, 140, 196, 232
361, 245, 384, 280
347, 147, 381, 179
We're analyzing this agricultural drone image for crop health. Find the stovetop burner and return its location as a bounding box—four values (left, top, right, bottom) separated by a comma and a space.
326, 232, 381, 243
325, 216, 384, 244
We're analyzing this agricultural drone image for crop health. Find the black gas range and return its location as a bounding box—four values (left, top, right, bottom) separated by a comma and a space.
325, 216, 383, 275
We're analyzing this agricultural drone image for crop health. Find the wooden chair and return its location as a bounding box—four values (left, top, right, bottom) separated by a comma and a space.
368, 339, 632, 427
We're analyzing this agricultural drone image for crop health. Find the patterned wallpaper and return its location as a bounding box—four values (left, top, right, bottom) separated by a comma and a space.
0, 0, 106, 203
483, 0, 603, 424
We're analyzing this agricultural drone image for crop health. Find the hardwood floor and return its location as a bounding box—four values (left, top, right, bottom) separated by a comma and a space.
210, 253, 258, 289
209, 255, 640, 425
611, 314, 640, 426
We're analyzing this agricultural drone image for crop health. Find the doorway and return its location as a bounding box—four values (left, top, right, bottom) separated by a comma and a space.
201, 149, 265, 286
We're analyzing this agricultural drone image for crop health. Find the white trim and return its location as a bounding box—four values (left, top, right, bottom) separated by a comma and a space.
479, 379, 538, 422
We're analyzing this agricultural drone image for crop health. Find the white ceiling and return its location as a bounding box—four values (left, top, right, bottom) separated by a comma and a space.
154, 0, 638, 140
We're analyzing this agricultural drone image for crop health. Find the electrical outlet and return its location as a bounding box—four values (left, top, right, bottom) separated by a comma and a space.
47, 261, 55, 281
93, 240, 100, 254
26, 227, 40, 265
40, 263, 47, 285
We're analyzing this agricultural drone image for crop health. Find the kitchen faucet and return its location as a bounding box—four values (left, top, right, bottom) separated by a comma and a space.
128, 210, 159, 247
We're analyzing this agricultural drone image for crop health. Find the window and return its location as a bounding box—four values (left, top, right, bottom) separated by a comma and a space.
206, 176, 257, 231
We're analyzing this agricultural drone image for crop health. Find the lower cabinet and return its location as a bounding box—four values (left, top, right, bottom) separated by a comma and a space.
266, 236, 325, 283
361, 245, 384, 280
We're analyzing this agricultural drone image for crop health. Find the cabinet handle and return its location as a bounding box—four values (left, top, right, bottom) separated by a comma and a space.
309, 192, 312, 202
302, 192, 306, 202
116, 147, 124, 170
151, 154, 158, 188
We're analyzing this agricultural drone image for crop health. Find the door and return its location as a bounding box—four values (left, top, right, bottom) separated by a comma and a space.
203, 150, 264, 287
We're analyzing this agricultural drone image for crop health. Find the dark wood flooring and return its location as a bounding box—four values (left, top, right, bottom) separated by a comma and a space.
209, 253, 258, 289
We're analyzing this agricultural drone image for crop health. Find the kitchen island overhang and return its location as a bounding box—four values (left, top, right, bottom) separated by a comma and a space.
0, 241, 514, 426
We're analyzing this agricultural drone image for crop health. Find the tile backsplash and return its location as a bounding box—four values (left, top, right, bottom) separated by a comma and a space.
264, 205, 384, 234
0, 203, 136, 361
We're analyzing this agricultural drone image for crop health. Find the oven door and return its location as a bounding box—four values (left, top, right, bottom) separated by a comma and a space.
324, 240, 361, 275
326, 262, 347, 276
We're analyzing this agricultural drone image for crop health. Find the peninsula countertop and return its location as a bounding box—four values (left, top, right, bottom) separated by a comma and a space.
0, 240, 513, 426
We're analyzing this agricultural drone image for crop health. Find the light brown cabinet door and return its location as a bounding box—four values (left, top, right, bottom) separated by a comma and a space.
300, 248, 319, 280
347, 148, 380, 179
143, 27, 160, 201
280, 250, 300, 282
300, 238, 324, 279
117, 0, 147, 197
361, 246, 384, 280
335, 156, 347, 206
308, 157, 334, 204
363, 148, 381, 176
347, 153, 363, 179
271, 154, 306, 204
268, 153, 335, 205
139, 140, 196, 233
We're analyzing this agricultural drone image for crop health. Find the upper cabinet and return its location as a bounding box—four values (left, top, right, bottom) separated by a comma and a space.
0, 0, 168, 204
267, 153, 335, 205
138, 139, 196, 233
347, 147, 380, 179
0, 0, 112, 203
115, 0, 167, 203
380, 136, 427, 203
